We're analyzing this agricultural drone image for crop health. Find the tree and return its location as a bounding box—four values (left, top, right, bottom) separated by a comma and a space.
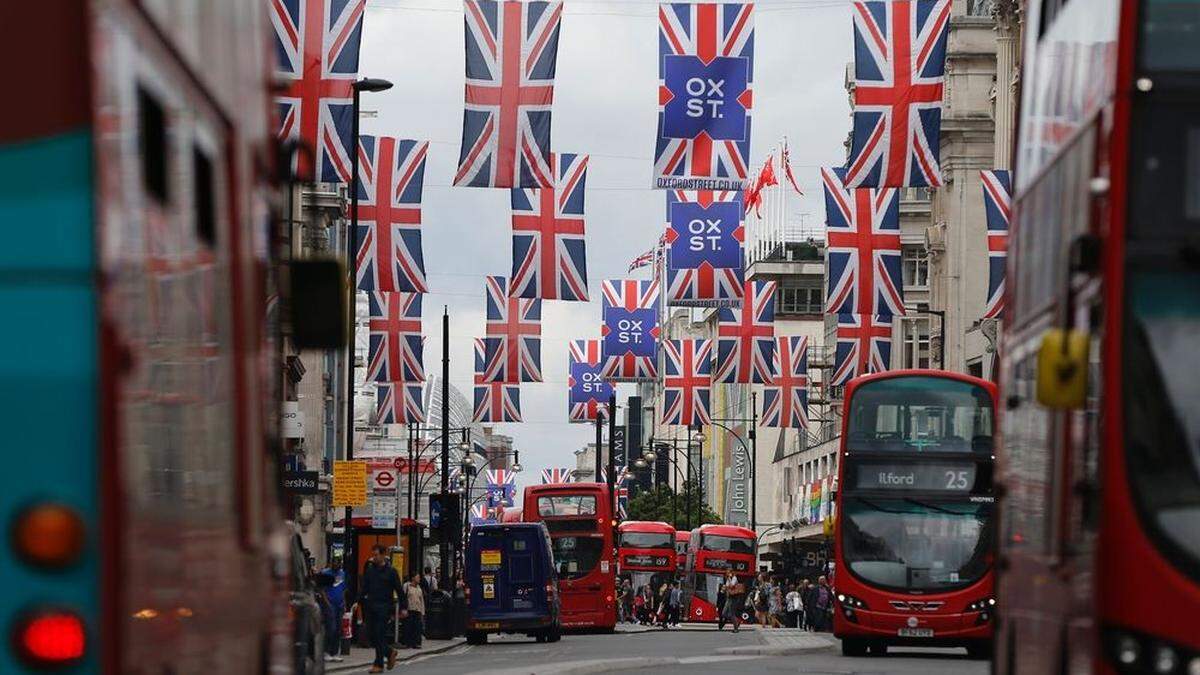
626, 481, 721, 530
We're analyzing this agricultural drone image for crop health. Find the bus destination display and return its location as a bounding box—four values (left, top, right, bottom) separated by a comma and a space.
853, 462, 978, 492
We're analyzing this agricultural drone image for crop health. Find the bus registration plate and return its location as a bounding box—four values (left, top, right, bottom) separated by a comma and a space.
897, 627, 934, 638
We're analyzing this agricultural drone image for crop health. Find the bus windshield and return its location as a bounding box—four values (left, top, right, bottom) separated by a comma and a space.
550, 535, 603, 580
701, 535, 755, 555
841, 498, 993, 592
847, 377, 994, 453
619, 532, 674, 549
538, 495, 597, 517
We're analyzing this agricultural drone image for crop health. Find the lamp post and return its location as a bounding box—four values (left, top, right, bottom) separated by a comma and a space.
632, 446, 691, 530
453, 450, 521, 570
343, 77, 392, 581
690, 424, 706, 523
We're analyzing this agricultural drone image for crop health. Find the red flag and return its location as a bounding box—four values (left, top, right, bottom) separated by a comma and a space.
782, 142, 803, 194
758, 156, 779, 190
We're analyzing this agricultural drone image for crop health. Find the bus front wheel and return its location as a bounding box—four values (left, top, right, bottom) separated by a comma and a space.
841, 638, 868, 657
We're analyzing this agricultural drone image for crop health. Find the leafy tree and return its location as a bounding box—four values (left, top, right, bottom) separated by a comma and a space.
626, 481, 721, 530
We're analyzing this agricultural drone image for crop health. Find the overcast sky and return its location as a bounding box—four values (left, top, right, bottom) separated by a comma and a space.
357, 0, 852, 490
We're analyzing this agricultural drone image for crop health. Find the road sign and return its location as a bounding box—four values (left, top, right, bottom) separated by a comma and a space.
393, 457, 405, 470
372, 497, 397, 529
375, 469, 396, 489
332, 461, 368, 507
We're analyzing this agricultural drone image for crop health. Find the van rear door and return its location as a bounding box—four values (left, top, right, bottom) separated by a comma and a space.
506, 528, 545, 615
472, 529, 506, 615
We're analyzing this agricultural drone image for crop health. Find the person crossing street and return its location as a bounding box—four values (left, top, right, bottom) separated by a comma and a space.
359, 545, 407, 672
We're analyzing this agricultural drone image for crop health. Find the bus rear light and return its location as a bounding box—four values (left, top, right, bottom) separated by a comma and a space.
14, 609, 86, 668
12, 504, 85, 569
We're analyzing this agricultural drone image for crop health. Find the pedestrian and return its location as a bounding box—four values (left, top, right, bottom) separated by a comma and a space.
668, 581, 683, 627
723, 572, 745, 633
320, 557, 347, 661
785, 585, 803, 628
622, 579, 634, 623
360, 544, 406, 673
314, 571, 340, 664
768, 585, 785, 628
813, 576, 833, 632
715, 578, 727, 630
423, 566, 437, 592
402, 572, 426, 649
752, 574, 770, 627
802, 580, 817, 631
632, 586, 646, 624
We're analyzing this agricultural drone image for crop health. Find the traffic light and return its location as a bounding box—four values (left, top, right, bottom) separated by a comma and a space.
428, 493, 461, 544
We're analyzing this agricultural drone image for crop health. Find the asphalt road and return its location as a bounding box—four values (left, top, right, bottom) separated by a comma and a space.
398, 627, 991, 675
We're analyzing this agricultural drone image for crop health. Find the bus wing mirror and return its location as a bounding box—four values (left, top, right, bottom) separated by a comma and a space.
1035, 328, 1089, 410
288, 259, 347, 349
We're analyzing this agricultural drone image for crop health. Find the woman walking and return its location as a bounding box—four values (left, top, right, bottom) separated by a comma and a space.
721, 571, 745, 633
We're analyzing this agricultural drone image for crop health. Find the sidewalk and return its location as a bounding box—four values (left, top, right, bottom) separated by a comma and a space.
326, 639, 465, 673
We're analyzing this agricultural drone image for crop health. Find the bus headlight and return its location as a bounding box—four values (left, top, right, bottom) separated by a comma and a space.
1104, 626, 1200, 675
836, 593, 867, 609
966, 598, 995, 612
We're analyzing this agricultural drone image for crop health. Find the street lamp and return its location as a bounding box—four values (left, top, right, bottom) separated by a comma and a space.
343, 76, 393, 580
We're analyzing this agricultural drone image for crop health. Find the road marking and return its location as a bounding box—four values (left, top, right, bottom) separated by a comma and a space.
677, 655, 762, 665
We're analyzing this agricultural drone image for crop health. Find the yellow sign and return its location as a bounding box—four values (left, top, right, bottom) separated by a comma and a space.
332, 461, 369, 507
481, 549, 502, 567
482, 574, 496, 599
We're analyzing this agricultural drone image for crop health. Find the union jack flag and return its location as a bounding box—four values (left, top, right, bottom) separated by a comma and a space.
510, 153, 589, 300
714, 280, 776, 384
486, 468, 517, 506
843, 0, 951, 188
366, 292, 424, 382
628, 232, 670, 273
470, 502, 495, 525
272, 0, 365, 183
568, 339, 614, 423
662, 339, 713, 426
355, 137, 429, 293
665, 191, 745, 306
375, 382, 426, 424
473, 338, 522, 422
822, 167, 905, 318
601, 280, 661, 382
455, 0, 561, 188
655, 3, 755, 190
481, 276, 542, 383
541, 468, 573, 484
980, 170, 1011, 319
762, 336, 808, 429
832, 313, 893, 385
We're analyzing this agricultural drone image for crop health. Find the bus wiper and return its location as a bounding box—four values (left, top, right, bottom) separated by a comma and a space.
902, 497, 966, 515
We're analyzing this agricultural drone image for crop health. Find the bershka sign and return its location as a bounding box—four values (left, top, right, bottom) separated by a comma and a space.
283, 471, 319, 495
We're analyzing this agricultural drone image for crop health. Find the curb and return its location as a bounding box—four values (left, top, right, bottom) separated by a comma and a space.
714, 640, 835, 656
326, 640, 466, 673
489, 657, 678, 675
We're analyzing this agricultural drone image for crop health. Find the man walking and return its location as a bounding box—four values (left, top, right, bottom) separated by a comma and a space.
320, 557, 346, 661
360, 545, 406, 672
667, 581, 683, 627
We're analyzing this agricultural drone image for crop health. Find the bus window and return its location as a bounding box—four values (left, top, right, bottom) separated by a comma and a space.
618, 532, 673, 549
1140, 0, 1200, 72
847, 377, 994, 453
841, 498, 994, 592
538, 495, 596, 517
551, 536, 603, 579
700, 535, 754, 555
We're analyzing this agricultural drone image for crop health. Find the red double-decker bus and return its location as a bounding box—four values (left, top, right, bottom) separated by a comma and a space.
682, 525, 756, 623
995, 1, 1200, 672
617, 521, 676, 594
523, 483, 617, 630
675, 530, 691, 573
833, 371, 997, 658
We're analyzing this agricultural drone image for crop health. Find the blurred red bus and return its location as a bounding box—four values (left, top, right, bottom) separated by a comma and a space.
833, 371, 997, 658
0, 3, 292, 672
683, 525, 756, 623
617, 521, 676, 594
523, 483, 617, 630
997, 1, 1200, 672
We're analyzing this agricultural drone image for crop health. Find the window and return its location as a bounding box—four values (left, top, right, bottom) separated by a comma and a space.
902, 246, 929, 288
900, 317, 932, 369
846, 376, 996, 453
138, 86, 168, 203
538, 495, 596, 516
777, 279, 823, 315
